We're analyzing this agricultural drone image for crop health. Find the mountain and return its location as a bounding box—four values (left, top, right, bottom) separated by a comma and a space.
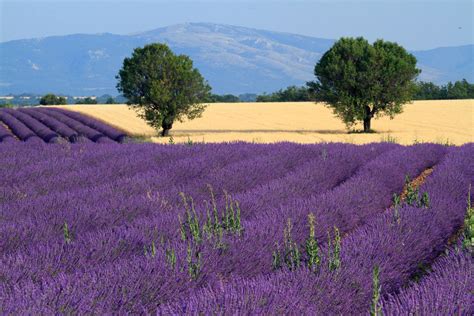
0, 23, 472, 95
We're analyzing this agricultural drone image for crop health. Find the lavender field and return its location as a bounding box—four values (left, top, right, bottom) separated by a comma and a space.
0, 108, 127, 144
0, 140, 473, 314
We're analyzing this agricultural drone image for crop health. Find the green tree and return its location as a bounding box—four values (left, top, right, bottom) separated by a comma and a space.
256, 86, 311, 102
39, 94, 67, 105
308, 37, 420, 132
105, 97, 116, 104
208, 94, 240, 103
75, 97, 98, 104
0, 101, 14, 108
447, 79, 470, 99
116, 43, 211, 136
414, 81, 442, 100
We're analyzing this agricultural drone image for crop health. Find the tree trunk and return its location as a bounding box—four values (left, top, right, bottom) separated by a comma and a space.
363, 105, 372, 133
161, 121, 173, 137
363, 117, 371, 132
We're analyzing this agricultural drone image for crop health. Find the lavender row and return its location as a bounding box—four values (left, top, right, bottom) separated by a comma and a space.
233, 143, 394, 218
0, 110, 43, 143
0, 122, 16, 142
36, 108, 114, 143
381, 247, 473, 315
2, 108, 60, 143
19, 108, 81, 143
51, 107, 127, 142
158, 144, 472, 314
0, 108, 122, 144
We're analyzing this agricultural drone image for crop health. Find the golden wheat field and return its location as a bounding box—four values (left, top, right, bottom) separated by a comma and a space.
58, 100, 473, 145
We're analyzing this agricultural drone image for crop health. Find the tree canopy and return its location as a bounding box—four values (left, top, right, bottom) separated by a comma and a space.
116, 43, 211, 136
39, 94, 67, 105
307, 37, 420, 132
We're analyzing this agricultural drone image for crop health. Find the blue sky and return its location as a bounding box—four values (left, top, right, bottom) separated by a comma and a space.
0, 0, 472, 50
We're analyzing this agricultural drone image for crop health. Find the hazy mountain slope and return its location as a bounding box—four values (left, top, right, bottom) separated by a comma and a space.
0, 23, 471, 95
412, 45, 473, 83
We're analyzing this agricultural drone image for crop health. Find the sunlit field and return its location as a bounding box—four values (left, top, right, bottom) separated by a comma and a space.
58, 100, 473, 145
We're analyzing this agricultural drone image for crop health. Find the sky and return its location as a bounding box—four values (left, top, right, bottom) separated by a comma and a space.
0, 0, 472, 50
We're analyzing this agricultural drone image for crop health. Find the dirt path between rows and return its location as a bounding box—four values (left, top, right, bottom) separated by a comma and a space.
398, 167, 433, 202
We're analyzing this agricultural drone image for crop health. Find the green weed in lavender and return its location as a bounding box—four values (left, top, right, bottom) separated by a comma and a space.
463, 184, 473, 251
63, 222, 71, 244
370, 265, 382, 316
305, 213, 321, 271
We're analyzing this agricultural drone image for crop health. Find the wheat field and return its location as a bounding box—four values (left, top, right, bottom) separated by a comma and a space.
58, 100, 473, 145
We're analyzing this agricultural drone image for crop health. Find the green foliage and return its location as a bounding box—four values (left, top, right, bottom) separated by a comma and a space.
420, 192, 430, 208
370, 265, 382, 316
405, 175, 419, 206
208, 94, 240, 103
463, 184, 474, 251
238, 93, 257, 102
63, 222, 71, 244
272, 243, 282, 270
179, 186, 243, 258
201, 187, 242, 247
0, 102, 14, 108
116, 43, 211, 137
144, 241, 157, 258
305, 213, 321, 271
165, 247, 177, 269
179, 192, 202, 244
75, 97, 98, 104
186, 137, 194, 146
105, 97, 116, 104
414, 79, 474, 100
40, 94, 67, 105
283, 218, 301, 270
404, 175, 430, 208
271, 219, 302, 271
177, 187, 244, 280
256, 85, 312, 102
186, 242, 201, 280
308, 37, 420, 132
380, 134, 398, 143
327, 226, 341, 271
392, 193, 402, 225
392, 193, 401, 208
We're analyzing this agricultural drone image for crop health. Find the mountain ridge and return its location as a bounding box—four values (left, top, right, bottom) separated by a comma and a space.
1, 22, 472, 95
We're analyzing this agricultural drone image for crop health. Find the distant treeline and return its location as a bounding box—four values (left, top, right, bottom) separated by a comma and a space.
205, 87, 311, 103
253, 79, 474, 102
1, 79, 473, 107
207, 93, 258, 103
212, 79, 474, 103
413, 79, 474, 100
0, 94, 128, 107
255, 86, 312, 102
